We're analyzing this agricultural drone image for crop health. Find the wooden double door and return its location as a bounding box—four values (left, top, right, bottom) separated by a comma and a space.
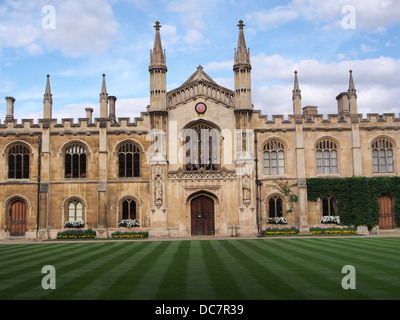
378, 195, 394, 230
191, 195, 215, 236
9, 201, 27, 236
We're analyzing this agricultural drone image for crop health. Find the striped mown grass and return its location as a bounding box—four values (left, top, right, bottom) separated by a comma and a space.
0, 237, 399, 300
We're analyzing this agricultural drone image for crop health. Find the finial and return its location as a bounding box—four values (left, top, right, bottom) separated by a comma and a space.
197, 65, 203, 71
238, 20, 245, 29
154, 21, 161, 31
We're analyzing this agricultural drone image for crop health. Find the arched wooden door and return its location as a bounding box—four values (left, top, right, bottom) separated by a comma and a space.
10, 200, 27, 236
378, 195, 394, 230
191, 195, 215, 236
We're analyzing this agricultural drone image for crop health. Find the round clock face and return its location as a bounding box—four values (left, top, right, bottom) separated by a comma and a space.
195, 102, 207, 114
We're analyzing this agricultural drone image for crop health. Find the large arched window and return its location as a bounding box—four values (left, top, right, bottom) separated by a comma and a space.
118, 142, 140, 178
263, 140, 285, 175
316, 139, 338, 174
8, 144, 30, 179
65, 143, 87, 179
121, 198, 137, 220
372, 138, 394, 173
183, 121, 220, 171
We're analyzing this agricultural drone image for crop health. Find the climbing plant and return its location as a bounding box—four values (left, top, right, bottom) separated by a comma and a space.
267, 181, 298, 215
306, 176, 400, 229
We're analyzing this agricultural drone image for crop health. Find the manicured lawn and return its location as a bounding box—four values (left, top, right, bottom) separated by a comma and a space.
0, 237, 399, 300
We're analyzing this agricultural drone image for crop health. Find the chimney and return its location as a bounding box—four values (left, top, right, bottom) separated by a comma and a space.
302, 106, 318, 120
5, 96, 15, 122
108, 96, 116, 121
336, 92, 349, 118
85, 107, 93, 123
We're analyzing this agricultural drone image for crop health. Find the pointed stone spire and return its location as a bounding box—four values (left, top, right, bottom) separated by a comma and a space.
150, 21, 167, 71
149, 21, 167, 112
43, 74, 52, 119
234, 20, 252, 110
292, 71, 301, 100
348, 70, 357, 98
292, 71, 302, 116
348, 70, 357, 116
234, 20, 251, 68
100, 73, 108, 118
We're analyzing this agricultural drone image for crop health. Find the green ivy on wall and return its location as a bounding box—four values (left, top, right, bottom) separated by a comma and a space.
306, 176, 400, 229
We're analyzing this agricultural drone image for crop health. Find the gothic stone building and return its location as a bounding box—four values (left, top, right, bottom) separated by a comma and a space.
1, 21, 399, 240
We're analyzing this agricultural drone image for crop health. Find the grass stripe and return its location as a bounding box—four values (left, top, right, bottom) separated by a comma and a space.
70, 242, 152, 300
281, 238, 400, 299
199, 240, 247, 300
0, 243, 98, 298
126, 241, 181, 300
25, 242, 134, 300
96, 241, 171, 300
154, 240, 191, 300
185, 240, 216, 300
217, 240, 281, 300
240, 239, 330, 299
256, 239, 368, 299
0, 243, 73, 270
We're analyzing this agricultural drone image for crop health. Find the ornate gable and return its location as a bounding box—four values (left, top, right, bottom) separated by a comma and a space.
167, 65, 234, 110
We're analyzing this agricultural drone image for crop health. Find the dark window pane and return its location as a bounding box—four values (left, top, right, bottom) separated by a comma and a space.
8, 155, 15, 179
133, 153, 140, 177
23, 154, 29, 179
72, 154, 79, 178
65, 154, 72, 178
16, 155, 22, 179
126, 153, 133, 177
80, 154, 86, 178
122, 201, 129, 220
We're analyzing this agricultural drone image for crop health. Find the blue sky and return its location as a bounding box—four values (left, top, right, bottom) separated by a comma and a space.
0, 0, 399, 121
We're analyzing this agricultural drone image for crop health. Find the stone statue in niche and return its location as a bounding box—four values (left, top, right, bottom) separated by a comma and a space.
155, 175, 163, 207
242, 174, 251, 206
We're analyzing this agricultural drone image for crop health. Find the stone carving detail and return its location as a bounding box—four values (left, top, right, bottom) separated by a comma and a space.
155, 175, 163, 207
242, 174, 251, 206
167, 166, 237, 180
152, 164, 164, 208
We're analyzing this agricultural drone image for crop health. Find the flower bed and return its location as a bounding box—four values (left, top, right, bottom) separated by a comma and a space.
262, 227, 299, 236
56, 228, 96, 239
310, 227, 357, 235
111, 231, 149, 239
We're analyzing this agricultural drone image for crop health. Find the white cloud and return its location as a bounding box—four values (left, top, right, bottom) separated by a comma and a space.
246, 0, 400, 31
41, 0, 119, 57
0, 0, 119, 57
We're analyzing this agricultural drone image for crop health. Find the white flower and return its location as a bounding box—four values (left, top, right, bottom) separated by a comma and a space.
64, 220, 85, 228
320, 216, 340, 224
119, 219, 140, 228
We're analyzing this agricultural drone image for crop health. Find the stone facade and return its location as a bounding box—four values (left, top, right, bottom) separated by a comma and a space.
1, 20, 399, 240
